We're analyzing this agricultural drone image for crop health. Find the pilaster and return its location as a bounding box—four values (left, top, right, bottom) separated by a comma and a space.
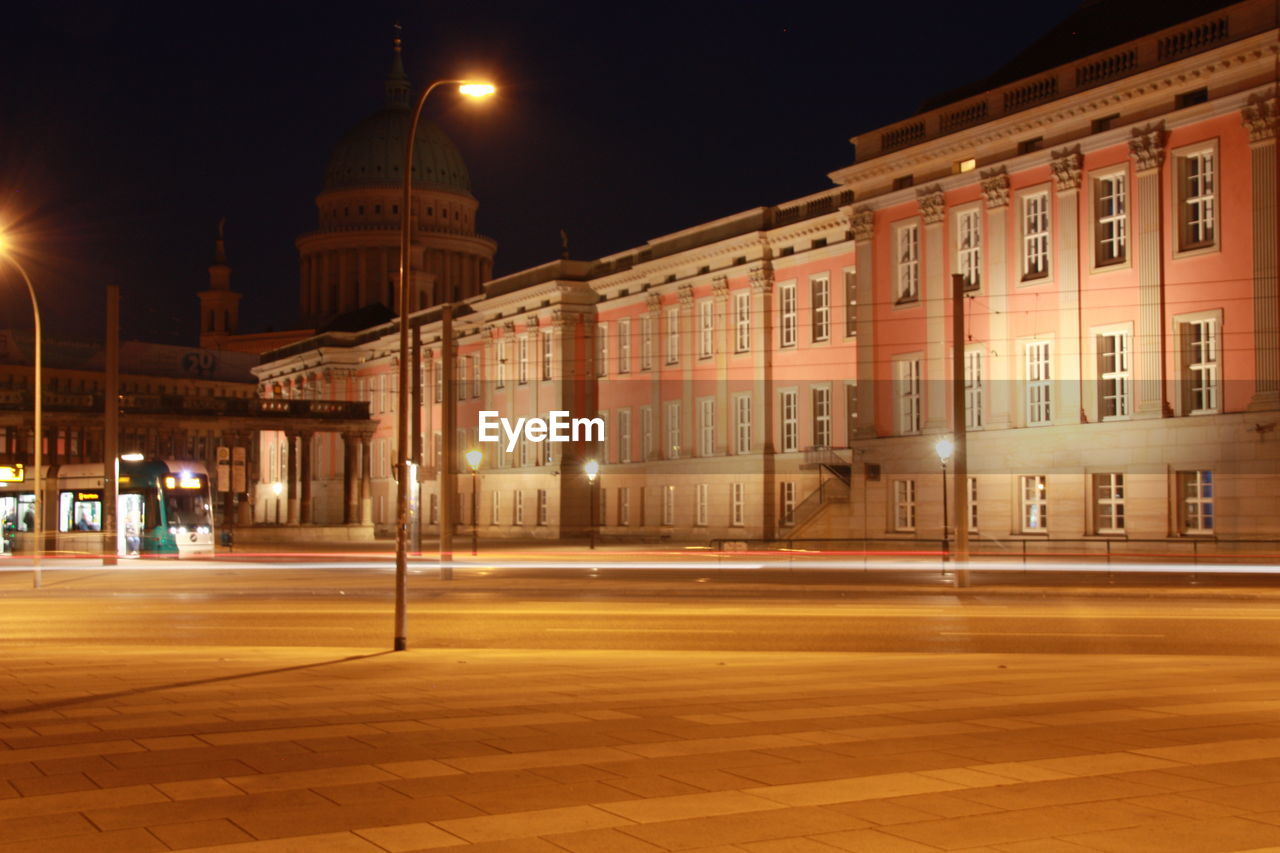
749, 262, 776, 539
851, 207, 878, 438
1246, 92, 1280, 410
1051, 146, 1084, 425
919, 186, 947, 432
1129, 123, 1169, 417
981, 169, 1012, 428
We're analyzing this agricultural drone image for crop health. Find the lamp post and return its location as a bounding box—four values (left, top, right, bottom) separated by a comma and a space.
935, 437, 954, 565
583, 459, 599, 550
0, 234, 43, 588
394, 77, 495, 652
464, 449, 481, 556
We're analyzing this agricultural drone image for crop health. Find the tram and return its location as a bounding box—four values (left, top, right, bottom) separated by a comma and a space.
0, 458, 214, 558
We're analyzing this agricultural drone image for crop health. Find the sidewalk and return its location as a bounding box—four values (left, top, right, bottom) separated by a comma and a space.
3, 644, 1280, 852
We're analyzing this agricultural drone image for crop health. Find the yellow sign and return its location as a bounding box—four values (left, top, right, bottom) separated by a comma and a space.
0, 464, 23, 483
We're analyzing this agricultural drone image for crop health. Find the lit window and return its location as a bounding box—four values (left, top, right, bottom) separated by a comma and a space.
812, 385, 831, 448
1022, 192, 1050, 280
1094, 173, 1127, 265
893, 480, 915, 531
1026, 341, 1052, 425
896, 224, 920, 302
897, 358, 921, 435
662, 485, 676, 526
699, 398, 715, 457
1098, 332, 1131, 419
735, 394, 752, 454
1178, 150, 1215, 251
1021, 475, 1048, 532
1094, 473, 1125, 534
811, 275, 830, 342
956, 209, 981, 290
1182, 318, 1219, 413
965, 350, 983, 428
779, 282, 797, 347
734, 291, 750, 353
1180, 470, 1213, 533
698, 300, 714, 359
780, 390, 798, 452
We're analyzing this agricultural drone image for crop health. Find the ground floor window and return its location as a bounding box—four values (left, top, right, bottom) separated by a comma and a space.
893, 479, 915, 531
1021, 475, 1047, 532
1179, 470, 1213, 533
1094, 473, 1124, 534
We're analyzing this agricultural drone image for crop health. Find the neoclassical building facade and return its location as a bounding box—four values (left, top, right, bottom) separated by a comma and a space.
254, 0, 1280, 554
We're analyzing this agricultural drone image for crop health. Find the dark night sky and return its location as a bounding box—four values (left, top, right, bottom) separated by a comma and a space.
0, 0, 1084, 346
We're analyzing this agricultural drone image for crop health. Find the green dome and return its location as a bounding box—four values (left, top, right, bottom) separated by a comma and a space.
323, 106, 472, 195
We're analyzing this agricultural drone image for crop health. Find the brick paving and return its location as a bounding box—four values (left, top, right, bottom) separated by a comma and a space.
3, 647, 1280, 851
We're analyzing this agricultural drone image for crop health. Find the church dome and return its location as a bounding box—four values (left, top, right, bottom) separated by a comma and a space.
323, 107, 472, 195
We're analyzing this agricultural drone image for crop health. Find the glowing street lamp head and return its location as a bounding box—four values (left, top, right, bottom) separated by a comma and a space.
464, 448, 482, 471
584, 459, 599, 483
935, 438, 955, 463
119, 452, 144, 462
458, 81, 496, 99
272, 481, 284, 496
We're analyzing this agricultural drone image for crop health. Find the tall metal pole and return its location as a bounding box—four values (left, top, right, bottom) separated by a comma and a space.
1, 255, 42, 587
103, 286, 119, 565
940, 459, 948, 565
951, 274, 970, 585
439, 303, 455, 580
470, 468, 477, 556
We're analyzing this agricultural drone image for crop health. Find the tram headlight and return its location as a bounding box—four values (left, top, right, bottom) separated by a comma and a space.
196, 525, 210, 534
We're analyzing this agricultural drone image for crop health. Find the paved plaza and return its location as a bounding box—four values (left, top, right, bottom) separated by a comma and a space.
3, 643, 1280, 852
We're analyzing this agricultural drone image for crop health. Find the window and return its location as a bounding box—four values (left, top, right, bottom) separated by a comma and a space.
429, 492, 439, 525
1094, 173, 1127, 266
541, 331, 553, 381
896, 358, 922, 435
471, 355, 481, 398
896, 224, 920, 303
1022, 191, 1050, 280
698, 398, 715, 457
698, 300, 714, 359
595, 325, 608, 377
779, 282, 797, 347
967, 477, 978, 533
780, 481, 796, 526
598, 487, 608, 527
695, 483, 709, 526
618, 408, 632, 463
1026, 341, 1052, 425
662, 485, 675, 526
537, 489, 548, 526
641, 406, 654, 460
956, 209, 981, 290
735, 394, 752, 454
811, 275, 830, 342
1098, 332, 1131, 419
730, 483, 744, 526
513, 490, 524, 525
812, 385, 831, 448
844, 270, 857, 337
618, 318, 631, 373
1094, 473, 1125, 534
618, 487, 630, 526
1177, 149, 1216, 251
456, 360, 466, 401
495, 342, 506, 389
893, 480, 916, 531
1175, 87, 1208, 110
1021, 475, 1048, 532
490, 491, 501, 525
1180, 470, 1213, 533
845, 383, 858, 443
641, 315, 654, 370
665, 306, 680, 364
1182, 318, 1219, 413
734, 291, 751, 353
780, 390, 798, 452
965, 350, 983, 429
666, 401, 681, 459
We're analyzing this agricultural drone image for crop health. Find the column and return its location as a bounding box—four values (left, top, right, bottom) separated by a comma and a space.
1129, 123, 1168, 417
750, 263, 776, 540
1246, 92, 1280, 410
647, 294, 662, 462
919, 186, 947, 432
712, 276, 729, 455
679, 284, 694, 461
299, 430, 313, 524
851, 207, 878, 437
342, 433, 357, 524
286, 431, 300, 525
1051, 146, 1084, 425
359, 435, 372, 524
980, 170, 1013, 428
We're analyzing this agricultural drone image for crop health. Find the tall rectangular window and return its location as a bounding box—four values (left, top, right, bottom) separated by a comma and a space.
1178, 150, 1215, 251
595, 325, 607, 377
433, 366, 442, 402
456, 360, 466, 401
893, 480, 916, 531
618, 487, 630, 526
965, 350, 983, 429
1021, 475, 1048, 532
730, 483, 744, 526
780, 481, 796, 526
490, 491, 500, 525
734, 291, 751, 353
618, 408, 632, 463
513, 490, 524, 525
1180, 470, 1214, 533
517, 336, 530, 385
1098, 332, 1131, 419
1026, 341, 1052, 425
541, 330, 553, 380
956, 209, 981, 289
845, 383, 858, 443
1022, 192, 1050, 280
495, 341, 506, 389
698, 398, 714, 457
664, 306, 680, 364
618, 317, 631, 373
967, 476, 978, 533
844, 270, 857, 337
666, 401, 681, 459
811, 275, 830, 342
896, 224, 919, 302
780, 390, 798, 452
698, 300, 714, 359
735, 394, 752, 454
641, 315, 654, 370
598, 487, 607, 526
779, 282, 797, 347
812, 385, 831, 448
1183, 318, 1219, 413
662, 485, 675, 526
897, 358, 921, 435
537, 489, 548, 526
1094, 173, 1127, 265
641, 406, 653, 460
695, 483, 709, 526
1094, 473, 1125, 534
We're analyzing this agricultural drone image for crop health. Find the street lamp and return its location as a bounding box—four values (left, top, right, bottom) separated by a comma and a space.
0, 230, 43, 588
272, 481, 283, 525
583, 459, 599, 550
395, 76, 495, 652
464, 448, 481, 557
935, 437, 954, 564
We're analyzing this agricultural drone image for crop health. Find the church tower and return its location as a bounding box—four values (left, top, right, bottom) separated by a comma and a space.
198, 218, 242, 349
295, 33, 497, 330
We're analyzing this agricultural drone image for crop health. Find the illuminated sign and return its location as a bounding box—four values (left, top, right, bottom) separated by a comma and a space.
163, 476, 202, 490
0, 463, 23, 483
77, 492, 101, 501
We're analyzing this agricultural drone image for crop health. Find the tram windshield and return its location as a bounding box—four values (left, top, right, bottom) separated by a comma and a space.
164, 490, 211, 529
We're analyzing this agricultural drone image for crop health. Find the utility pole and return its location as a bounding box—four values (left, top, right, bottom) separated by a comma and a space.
439, 304, 454, 580
102, 286, 119, 565
951, 274, 970, 585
